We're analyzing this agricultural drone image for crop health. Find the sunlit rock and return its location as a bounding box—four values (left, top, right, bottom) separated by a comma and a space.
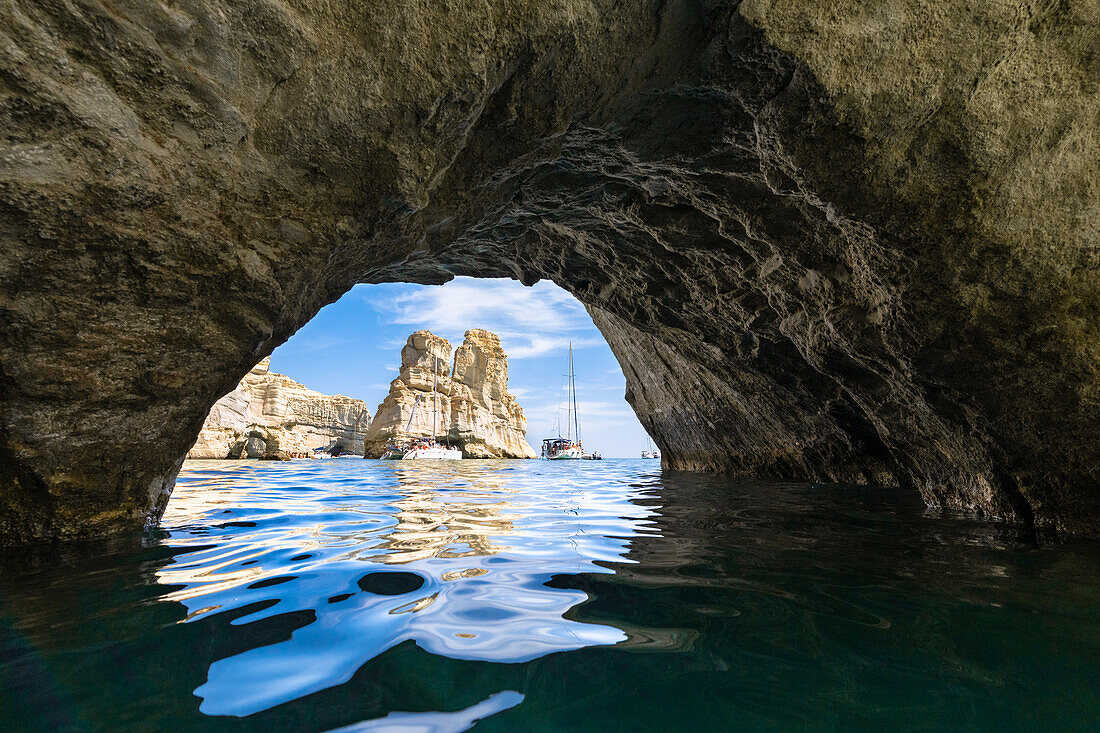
364, 330, 536, 459
188, 358, 371, 459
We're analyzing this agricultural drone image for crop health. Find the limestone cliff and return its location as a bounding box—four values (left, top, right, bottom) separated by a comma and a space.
452, 329, 537, 459
188, 358, 370, 459
364, 331, 536, 459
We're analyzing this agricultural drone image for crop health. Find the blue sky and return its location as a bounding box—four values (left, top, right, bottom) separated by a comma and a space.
269, 278, 651, 457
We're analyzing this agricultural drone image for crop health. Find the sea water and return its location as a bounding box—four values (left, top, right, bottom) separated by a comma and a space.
1, 459, 1098, 730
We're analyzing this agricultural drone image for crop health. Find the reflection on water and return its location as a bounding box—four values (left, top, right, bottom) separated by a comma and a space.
371, 468, 520, 564
156, 461, 651, 716
1, 459, 1100, 731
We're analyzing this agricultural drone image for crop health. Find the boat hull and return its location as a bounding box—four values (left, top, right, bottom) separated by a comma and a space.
402, 447, 463, 460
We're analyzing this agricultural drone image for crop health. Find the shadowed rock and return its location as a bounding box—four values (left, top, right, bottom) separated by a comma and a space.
0, 1, 1097, 543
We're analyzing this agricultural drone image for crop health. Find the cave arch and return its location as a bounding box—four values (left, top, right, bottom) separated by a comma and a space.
2, 0, 1098, 544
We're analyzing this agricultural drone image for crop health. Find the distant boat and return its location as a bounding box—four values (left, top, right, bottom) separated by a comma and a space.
542, 342, 600, 460
641, 435, 660, 459
382, 356, 462, 460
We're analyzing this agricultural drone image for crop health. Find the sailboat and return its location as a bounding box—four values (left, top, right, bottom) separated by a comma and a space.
641, 435, 660, 459
380, 394, 421, 460
382, 355, 462, 460
541, 343, 601, 460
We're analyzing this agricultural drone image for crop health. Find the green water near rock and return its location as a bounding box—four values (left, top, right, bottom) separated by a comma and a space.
1, 459, 1098, 730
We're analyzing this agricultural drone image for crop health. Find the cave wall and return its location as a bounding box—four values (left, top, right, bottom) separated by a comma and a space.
1, 0, 1097, 544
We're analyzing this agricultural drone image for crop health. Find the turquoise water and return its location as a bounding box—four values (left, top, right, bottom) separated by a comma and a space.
1, 459, 1098, 730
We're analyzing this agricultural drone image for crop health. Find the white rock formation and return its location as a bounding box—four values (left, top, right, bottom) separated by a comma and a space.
364, 330, 537, 458
188, 358, 371, 458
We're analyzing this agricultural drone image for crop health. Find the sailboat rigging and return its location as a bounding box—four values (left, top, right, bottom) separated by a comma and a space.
542, 342, 601, 460
381, 354, 462, 460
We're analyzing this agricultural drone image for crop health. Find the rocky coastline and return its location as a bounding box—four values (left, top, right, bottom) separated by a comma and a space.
189, 330, 535, 462
187, 358, 371, 460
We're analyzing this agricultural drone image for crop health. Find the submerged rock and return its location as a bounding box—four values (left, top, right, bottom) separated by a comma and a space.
364, 330, 536, 459
188, 359, 370, 459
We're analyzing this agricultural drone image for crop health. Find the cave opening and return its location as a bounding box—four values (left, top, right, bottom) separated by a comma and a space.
2, 0, 1096, 550
3, 0, 1100, 723
188, 277, 652, 467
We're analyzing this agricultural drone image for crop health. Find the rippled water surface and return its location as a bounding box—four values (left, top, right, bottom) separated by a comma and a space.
2, 459, 1099, 730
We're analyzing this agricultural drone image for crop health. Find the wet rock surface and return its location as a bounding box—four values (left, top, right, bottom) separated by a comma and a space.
0, 1, 1097, 543
363, 330, 536, 459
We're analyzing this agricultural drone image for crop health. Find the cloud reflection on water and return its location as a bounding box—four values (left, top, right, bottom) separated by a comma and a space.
157, 460, 660, 717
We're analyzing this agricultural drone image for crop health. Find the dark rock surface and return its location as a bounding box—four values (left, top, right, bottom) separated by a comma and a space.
0, 0, 1096, 544
244, 435, 267, 460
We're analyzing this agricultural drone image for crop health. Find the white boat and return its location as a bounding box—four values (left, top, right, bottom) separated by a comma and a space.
642, 436, 660, 459
542, 437, 583, 460
403, 443, 462, 460
541, 343, 599, 460
382, 356, 463, 460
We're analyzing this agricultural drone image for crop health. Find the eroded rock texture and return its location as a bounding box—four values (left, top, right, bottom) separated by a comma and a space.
0, 0, 1097, 543
364, 330, 536, 459
187, 357, 370, 459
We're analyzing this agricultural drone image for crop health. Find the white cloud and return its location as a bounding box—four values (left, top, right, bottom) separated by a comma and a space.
505, 334, 606, 359
362, 278, 603, 359
570, 400, 635, 418
582, 381, 626, 392
380, 334, 412, 350
521, 398, 636, 441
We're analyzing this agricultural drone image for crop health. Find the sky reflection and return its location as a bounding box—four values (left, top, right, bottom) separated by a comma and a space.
157, 460, 661, 717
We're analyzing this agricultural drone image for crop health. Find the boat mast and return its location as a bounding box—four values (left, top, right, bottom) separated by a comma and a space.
565, 343, 571, 442
405, 394, 422, 433
432, 354, 438, 442
570, 342, 579, 444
